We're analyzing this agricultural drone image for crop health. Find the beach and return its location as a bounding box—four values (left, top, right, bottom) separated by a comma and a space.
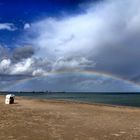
1, 96, 140, 140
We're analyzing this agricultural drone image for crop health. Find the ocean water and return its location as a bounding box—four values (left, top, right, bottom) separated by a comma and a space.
1, 92, 140, 107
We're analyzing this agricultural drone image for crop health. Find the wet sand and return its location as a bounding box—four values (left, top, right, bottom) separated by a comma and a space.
1, 95, 140, 140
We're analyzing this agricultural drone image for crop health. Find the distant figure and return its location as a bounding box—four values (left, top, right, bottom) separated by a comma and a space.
5, 94, 15, 104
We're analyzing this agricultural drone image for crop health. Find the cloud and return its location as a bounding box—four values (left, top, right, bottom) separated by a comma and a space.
0, 46, 46, 76
24, 23, 31, 30
2, 0, 140, 91
10, 58, 33, 75
0, 45, 10, 60
30, 15, 99, 59
23, 0, 140, 82
32, 69, 47, 76
0, 57, 50, 76
12, 46, 34, 62
0, 45, 37, 75
0, 23, 17, 31
0, 59, 11, 73
0, 56, 93, 77
52, 57, 95, 72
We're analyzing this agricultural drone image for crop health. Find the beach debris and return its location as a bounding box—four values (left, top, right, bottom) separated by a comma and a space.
119, 131, 126, 134
111, 133, 121, 137
5, 94, 15, 104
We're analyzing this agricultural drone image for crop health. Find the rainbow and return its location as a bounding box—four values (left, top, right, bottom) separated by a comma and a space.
4, 70, 140, 90
50, 70, 140, 87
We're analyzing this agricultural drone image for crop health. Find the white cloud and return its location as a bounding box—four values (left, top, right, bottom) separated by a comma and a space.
25, 0, 140, 80
0, 59, 11, 73
0, 57, 51, 76
2, 0, 140, 81
29, 0, 122, 59
24, 23, 31, 30
52, 57, 95, 71
32, 69, 47, 76
31, 14, 100, 59
10, 58, 33, 75
0, 55, 94, 76
0, 23, 17, 31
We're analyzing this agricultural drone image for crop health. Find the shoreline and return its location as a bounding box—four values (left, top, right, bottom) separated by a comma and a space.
1, 95, 140, 139
1, 92, 140, 109
2, 94, 140, 112
1, 94, 140, 110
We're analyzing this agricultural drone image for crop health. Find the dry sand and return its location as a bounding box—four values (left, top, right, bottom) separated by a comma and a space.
1, 95, 140, 140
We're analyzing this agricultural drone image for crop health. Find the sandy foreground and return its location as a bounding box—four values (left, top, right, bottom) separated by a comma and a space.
1, 96, 140, 140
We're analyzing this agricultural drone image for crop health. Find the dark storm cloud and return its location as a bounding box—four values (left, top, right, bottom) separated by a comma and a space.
94, 44, 140, 80
12, 46, 34, 62
0, 45, 10, 60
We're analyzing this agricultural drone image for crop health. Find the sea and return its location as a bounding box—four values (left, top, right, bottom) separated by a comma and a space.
1, 92, 140, 107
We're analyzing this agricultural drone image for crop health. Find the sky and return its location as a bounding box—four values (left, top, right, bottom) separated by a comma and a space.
1, 0, 140, 92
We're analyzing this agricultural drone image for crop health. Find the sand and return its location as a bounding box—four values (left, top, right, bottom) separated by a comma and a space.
1, 95, 140, 140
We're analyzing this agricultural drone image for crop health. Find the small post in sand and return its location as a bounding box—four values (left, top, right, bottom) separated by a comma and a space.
5, 94, 15, 104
